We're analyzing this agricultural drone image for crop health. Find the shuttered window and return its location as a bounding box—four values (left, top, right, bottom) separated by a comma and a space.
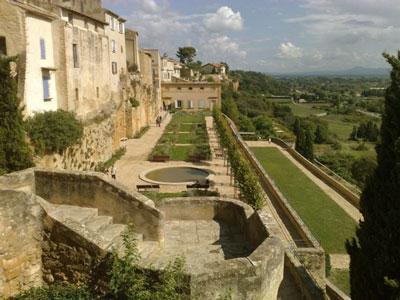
40, 38, 46, 59
73, 44, 79, 68
42, 70, 51, 100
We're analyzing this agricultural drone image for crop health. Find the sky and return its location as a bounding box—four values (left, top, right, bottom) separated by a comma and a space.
103, 0, 400, 73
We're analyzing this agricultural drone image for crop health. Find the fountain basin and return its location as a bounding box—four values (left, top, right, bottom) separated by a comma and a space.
140, 166, 214, 185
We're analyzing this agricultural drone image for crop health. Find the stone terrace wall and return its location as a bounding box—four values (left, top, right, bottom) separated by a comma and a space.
158, 197, 284, 300
158, 197, 268, 250
0, 190, 44, 298
34, 169, 164, 242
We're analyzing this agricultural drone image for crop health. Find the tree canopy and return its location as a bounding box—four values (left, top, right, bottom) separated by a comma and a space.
176, 47, 196, 65
346, 52, 400, 299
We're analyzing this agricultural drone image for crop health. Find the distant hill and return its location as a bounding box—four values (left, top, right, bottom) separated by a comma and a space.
272, 67, 390, 77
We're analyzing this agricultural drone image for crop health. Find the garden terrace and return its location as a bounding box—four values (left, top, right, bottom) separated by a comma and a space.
149, 112, 211, 161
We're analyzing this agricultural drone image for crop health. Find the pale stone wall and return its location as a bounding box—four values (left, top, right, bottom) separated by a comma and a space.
0, 190, 44, 298
162, 82, 222, 110
125, 29, 140, 71
24, 14, 59, 115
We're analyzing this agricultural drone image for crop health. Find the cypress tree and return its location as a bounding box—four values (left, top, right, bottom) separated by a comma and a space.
346, 52, 400, 299
0, 56, 33, 174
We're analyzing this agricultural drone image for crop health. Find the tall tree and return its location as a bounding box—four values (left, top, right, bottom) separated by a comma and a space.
176, 47, 196, 65
295, 126, 314, 160
221, 97, 240, 125
346, 52, 400, 299
0, 56, 33, 174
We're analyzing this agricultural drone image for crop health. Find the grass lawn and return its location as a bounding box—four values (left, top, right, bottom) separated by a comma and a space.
150, 112, 210, 161
175, 133, 194, 144
328, 269, 350, 296
251, 147, 357, 254
170, 146, 194, 161
287, 103, 326, 117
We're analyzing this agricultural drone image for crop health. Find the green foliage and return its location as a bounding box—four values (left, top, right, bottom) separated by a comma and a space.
129, 98, 140, 108
95, 147, 126, 172
109, 225, 187, 300
176, 47, 196, 65
0, 56, 33, 173
295, 124, 314, 160
213, 108, 264, 210
238, 115, 255, 132
221, 97, 240, 125
349, 120, 379, 142
350, 157, 376, 188
11, 283, 92, 300
252, 115, 274, 138
315, 124, 329, 144
346, 52, 400, 299
25, 110, 83, 155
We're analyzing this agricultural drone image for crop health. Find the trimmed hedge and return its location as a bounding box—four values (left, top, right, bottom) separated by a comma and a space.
25, 110, 83, 155
213, 108, 264, 210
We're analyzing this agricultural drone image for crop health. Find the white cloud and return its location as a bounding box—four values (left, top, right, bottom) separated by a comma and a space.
202, 35, 247, 60
140, 0, 160, 13
278, 42, 303, 59
204, 6, 243, 32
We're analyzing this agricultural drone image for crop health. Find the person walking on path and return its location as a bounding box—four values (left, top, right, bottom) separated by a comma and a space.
111, 165, 117, 180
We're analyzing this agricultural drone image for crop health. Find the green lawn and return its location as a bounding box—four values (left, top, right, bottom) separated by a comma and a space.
328, 269, 350, 296
287, 103, 326, 117
251, 147, 357, 253
170, 146, 194, 161
150, 112, 210, 161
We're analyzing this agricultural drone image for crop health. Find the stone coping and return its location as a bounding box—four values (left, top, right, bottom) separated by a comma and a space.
139, 165, 215, 186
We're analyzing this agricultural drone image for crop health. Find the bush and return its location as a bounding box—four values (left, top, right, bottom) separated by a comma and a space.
95, 147, 126, 172
11, 283, 92, 299
25, 110, 83, 155
129, 98, 140, 108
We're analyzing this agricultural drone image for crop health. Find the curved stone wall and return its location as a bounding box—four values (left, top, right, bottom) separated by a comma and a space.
33, 169, 164, 242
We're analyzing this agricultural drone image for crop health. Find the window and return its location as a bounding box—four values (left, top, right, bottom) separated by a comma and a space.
199, 99, 205, 109
75, 88, 79, 101
72, 44, 79, 68
175, 100, 182, 108
119, 22, 124, 34
112, 62, 118, 74
0, 36, 6, 56
200, 87, 204, 90
188, 100, 193, 109
121, 46, 123, 53
110, 17, 115, 30
177, 87, 182, 90
42, 70, 51, 100
96, 87, 99, 98
40, 38, 46, 59
111, 40, 116, 53
84, 19, 88, 29
189, 87, 193, 90
68, 13, 73, 24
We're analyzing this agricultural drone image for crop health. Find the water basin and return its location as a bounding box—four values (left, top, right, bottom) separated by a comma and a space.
141, 167, 212, 185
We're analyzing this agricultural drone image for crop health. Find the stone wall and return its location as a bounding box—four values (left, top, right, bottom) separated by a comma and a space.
0, 190, 44, 298
34, 169, 164, 241
158, 197, 284, 300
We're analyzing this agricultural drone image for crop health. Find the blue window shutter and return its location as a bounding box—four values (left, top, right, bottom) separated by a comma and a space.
40, 39, 46, 59
42, 73, 50, 99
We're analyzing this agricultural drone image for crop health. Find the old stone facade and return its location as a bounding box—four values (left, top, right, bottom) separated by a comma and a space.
0, 0, 163, 170
162, 81, 222, 111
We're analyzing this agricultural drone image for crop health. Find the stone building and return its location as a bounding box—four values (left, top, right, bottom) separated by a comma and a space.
201, 63, 227, 77
161, 57, 182, 82
162, 81, 221, 111
0, 1, 59, 116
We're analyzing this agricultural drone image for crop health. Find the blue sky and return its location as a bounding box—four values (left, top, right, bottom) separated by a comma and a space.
104, 0, 400, 73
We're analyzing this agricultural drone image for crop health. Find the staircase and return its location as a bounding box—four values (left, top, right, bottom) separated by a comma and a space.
40, 200, 136, 253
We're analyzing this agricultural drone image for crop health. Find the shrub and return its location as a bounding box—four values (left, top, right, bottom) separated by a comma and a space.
0, 56, 33, 173
25, 110, 83, 155
129, 98, 140, 108
95, 147, 126, 172
11, 283, 92, 299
